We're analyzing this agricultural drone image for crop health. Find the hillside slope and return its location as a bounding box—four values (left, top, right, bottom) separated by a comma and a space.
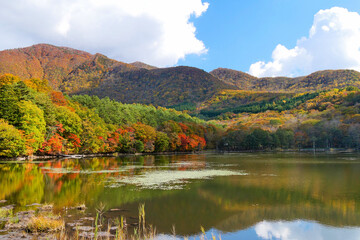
0, 44, 135, 90
1, 44, 360, 108
78, 66, 236, 106
211, 68, 360, 92
0, 45, 234, 106
0, 44, 93, 89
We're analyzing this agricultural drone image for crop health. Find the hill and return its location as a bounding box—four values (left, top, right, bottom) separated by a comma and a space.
0, 44, 92, 89
61, 53, 137, 93
0, 44, 234, 106
1, 44, 360, 109
78, 66, 236, 106
210, 68, 257, 88
0, 44, 139, 91
211, 68, 360, 92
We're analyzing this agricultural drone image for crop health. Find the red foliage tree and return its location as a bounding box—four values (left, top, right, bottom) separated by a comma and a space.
51, 91, 68, 106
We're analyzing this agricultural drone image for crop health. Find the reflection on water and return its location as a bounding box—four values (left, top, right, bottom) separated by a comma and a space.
164, 220, 360, 240
1, 153, 360, 239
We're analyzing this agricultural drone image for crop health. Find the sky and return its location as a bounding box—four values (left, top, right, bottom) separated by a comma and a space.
1, 0, 360, 77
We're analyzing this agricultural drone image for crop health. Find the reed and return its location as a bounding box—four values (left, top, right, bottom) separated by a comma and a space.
6, 203, 221, 240
26, 215, 64, 233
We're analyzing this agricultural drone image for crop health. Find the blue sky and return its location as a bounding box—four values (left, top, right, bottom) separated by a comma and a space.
179, 0, 360, 74
1, 0, 360, 77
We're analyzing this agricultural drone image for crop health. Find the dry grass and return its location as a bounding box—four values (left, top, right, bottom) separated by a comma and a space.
6, 203, 222, 240
0, 208, 12, 218
26, 215, 64, 233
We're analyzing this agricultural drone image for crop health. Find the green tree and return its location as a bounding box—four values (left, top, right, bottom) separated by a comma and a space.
54, 106, 83, 136
0, 84, 20, 125
155, 131, 170, 152
0, 119, 26, 157
134, 140, 144, 153
17, 101, 46, 153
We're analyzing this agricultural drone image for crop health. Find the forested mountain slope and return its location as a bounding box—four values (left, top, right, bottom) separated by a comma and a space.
1, 44, 360, 108
78, 66, 236, 106
0, 44, 92, 89
0, 44, 135, 90
211, 68, 360, 92
0, 45, 234, 106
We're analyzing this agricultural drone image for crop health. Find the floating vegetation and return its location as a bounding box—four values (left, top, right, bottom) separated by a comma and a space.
113, 169, 248, 190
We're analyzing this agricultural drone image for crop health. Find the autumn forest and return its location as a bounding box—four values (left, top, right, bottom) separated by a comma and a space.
0, 44, 359, 158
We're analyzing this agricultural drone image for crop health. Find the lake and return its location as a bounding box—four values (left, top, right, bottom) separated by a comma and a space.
1, 152, 360, 239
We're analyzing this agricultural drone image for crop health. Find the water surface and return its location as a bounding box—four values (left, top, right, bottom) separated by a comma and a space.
1, 153, 360, 239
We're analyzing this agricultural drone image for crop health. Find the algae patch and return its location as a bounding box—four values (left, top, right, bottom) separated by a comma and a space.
112, 169, 247, 190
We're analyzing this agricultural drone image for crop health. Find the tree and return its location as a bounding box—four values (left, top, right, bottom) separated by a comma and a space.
23, 78, 51, 93
132, 123, 157, 152
134, 140, 144, 153
245, 128, 272, 150
0, 84, 20, 125
54, 106, 83, 136
155, 132, 169, 152
0, 74, 20, 87
0, 119, 26, 157
51, 91, 68, 106
222, 129, 248, 151
17, 100, 46, 154
132, 123, 157, 143
274, 129, 294, 149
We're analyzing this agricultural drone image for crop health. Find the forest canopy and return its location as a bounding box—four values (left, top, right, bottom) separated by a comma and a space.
0, 72, 359, 158
0, 74, 215, 157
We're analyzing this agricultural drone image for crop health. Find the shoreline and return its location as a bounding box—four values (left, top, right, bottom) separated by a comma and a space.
0, 148, 358, 162
0, 150, 211, 162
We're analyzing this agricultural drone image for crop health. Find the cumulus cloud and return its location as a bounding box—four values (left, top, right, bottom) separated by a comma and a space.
0, 0, 209, 66
249, 7, 360, 77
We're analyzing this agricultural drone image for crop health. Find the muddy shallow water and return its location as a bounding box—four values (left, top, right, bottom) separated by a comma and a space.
1, 153, 360, 239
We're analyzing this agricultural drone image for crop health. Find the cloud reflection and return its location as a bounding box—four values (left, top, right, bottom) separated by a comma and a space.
255, 220, 360, 240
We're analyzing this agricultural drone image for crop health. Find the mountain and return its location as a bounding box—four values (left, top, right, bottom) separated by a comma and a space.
1, 44, 360, 108
61, 53, 137, 93
289, 70, 360, 92
0, 44, 92, 89
0, 44, 136, 90
211, 68, 360, 92
210, 68, 257, 88
78, 66, 236, 106
0, 44, 235, 106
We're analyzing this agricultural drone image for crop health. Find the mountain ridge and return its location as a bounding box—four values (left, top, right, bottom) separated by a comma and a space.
211, 68, 360, 92
0, 44, 360, 107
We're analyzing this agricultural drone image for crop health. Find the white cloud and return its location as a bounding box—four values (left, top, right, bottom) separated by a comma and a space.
0, 0, 209, 67
249, 7, 360, 77
254, 220, 360, 240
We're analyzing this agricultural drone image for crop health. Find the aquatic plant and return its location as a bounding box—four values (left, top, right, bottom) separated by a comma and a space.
0, 208, 12, 218
26, 215, 64, 232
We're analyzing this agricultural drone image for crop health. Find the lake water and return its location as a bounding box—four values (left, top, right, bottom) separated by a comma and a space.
1, 153, 360, 239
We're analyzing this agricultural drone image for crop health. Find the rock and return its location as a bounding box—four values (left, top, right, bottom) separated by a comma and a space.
75, 226, 94, 231
109, 208, 128, 212
38, 204, 53, 211
1, 205, 15, 210
26, 203, 41, 207
80, 217, 94, 221
67, 222, 81, 227
75, 204, 87, 211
